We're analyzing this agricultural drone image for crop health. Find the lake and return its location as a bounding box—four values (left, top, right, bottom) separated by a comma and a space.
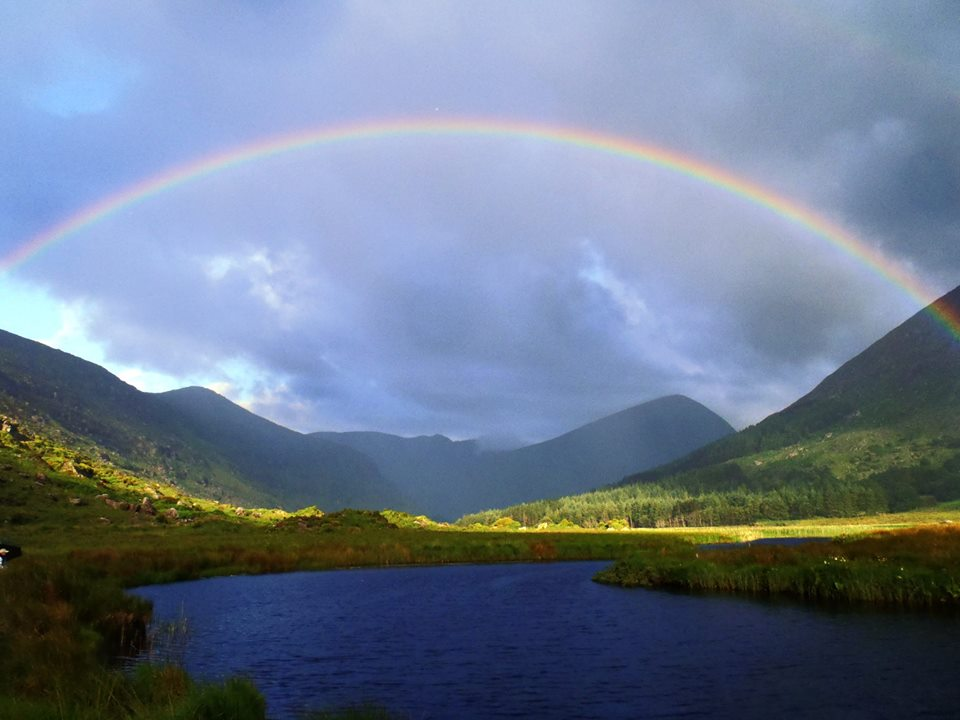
134, 561, 959, 719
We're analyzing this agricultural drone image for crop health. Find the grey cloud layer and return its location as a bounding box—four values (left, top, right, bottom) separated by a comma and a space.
2, 1, 957, 439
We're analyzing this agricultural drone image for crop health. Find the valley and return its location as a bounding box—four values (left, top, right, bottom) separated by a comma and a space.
2, 285, 960, 718
6, 4, 960, 716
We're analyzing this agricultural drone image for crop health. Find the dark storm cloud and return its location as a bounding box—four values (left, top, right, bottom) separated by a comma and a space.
2, 1, 958, 438
836, 110, 960, 268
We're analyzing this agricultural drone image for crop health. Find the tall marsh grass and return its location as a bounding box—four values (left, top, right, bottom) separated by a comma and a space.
595, 525, 960, 608
0, 557, 267, 719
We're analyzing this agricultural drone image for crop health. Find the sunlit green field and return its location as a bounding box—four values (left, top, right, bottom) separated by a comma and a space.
628, 506, 960, 543
596, 524, 960, 607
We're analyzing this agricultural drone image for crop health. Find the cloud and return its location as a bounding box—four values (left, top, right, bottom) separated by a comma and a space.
2, 1, 958, 440
578, 241, 651, 329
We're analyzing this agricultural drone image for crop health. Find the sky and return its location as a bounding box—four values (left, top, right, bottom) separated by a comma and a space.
2, 1, 960, 444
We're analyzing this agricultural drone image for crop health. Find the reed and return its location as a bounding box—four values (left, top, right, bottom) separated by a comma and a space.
595, 525, 960, 608
0, 557, 270, 719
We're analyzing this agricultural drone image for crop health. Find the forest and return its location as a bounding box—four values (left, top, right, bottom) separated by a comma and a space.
459, 458, 960, 529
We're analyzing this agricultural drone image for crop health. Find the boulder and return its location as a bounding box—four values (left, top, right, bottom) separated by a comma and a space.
103, 497, 131, 511
1, 418, 29, 442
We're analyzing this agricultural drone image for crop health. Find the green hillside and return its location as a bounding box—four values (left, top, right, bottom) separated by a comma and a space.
0, 329, 398, 511
461, 285, 960, 528
155, 387, 401, 510
0, 329, 732, 519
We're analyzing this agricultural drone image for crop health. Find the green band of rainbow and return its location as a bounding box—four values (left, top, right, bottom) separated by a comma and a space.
3, 115, 954, 336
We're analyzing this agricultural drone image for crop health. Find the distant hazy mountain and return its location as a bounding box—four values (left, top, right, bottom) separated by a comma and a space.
311, 430, 483, 520
0, 329, 398, 510
318, 395, 735, 519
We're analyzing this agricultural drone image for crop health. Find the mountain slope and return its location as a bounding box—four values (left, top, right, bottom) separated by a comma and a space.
624, 284, 960, 488
311, 430, 482, 520
461, 284, 960, 528
319, 395, 734, 519
470, 395, 734, 511
0, 328, 732, 518
0, 329, 397, 510
157, 387, 400, 510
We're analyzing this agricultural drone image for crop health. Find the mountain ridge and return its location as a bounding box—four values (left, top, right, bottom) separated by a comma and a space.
461, 283, 960, 528
622, 284, 960, 489
0, 328, 734, 517
318, 394, 734, 519
0, 329, 398, 510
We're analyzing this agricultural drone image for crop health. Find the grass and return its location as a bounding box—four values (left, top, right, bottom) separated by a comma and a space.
633, 506, 960, 544
0, 555, 267, 720
595, 524, 960, 607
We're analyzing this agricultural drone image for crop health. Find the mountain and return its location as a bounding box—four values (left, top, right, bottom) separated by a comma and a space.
485, 395, 735, 494
624, 284, 960, 490
0, 328, 734, 519
467, 283, 960, 528
459, 284, 960, 528
318, 395, 735, 519
311, 430, 482, 520
0, 329, 399, 511
6, 280, 960, 528
154, 387, 400, 510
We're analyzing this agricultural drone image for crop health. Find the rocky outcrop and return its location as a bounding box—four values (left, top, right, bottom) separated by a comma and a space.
0, 417, 29, 443
98, 493, 181, 522
100, 496, 131, 511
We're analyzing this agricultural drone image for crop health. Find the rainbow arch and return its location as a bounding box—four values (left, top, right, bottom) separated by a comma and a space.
3, 115, 953, 334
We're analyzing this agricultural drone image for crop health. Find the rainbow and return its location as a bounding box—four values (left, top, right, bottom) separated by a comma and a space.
3, 115, 954, 334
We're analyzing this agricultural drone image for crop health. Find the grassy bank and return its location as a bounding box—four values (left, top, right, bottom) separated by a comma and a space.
1, 509, 689, 719
0, 555, 268, 720
6, 522, 959, 719
595, 524, 960, 608
5, 434, 960, 717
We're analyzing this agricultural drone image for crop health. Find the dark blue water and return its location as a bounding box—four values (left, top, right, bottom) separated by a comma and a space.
134, 562, 960, 719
